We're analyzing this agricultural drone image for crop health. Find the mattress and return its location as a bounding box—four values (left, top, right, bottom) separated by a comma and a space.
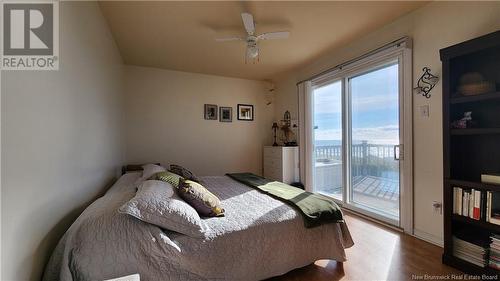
43, 172, 353, 281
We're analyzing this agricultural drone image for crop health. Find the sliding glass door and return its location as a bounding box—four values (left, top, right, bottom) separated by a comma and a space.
348, 62, 400, 221
311, 59, 403, 224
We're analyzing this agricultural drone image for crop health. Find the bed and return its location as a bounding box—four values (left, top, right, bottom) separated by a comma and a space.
43, 170, 353, 281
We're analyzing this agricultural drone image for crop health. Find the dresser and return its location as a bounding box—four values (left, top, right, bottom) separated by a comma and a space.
263, 146, 299, 184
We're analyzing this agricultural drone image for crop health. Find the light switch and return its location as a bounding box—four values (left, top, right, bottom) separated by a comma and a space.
420, 105, 430, 118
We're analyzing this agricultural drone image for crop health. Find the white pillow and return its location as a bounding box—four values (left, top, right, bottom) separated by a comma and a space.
138, 180, 174, 197
119, 180, 208, 238
134, 164, 166, 186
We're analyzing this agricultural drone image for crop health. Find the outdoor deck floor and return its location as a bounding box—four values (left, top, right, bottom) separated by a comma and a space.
318, 175, 399, 218
352, 175, 399, 201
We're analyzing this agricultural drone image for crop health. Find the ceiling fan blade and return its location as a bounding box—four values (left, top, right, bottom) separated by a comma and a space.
257, 31, 290, 40
241, 12, 255, 35
215, 37, 243, 42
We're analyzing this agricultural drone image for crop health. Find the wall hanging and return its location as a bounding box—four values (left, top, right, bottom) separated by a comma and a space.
204, 104, 218, 120
219, 107, 232, 122
237, 104, 254, 121
414, 67, 439, 99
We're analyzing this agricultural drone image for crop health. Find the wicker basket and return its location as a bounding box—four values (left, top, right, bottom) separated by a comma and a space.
458, 81, 495, 96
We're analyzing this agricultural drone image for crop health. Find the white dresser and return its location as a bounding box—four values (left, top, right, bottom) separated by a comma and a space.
263, 146, 299, 184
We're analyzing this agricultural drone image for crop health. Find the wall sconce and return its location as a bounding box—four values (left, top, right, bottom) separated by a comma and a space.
414, 67, 439, 99
266, 82, 275, 105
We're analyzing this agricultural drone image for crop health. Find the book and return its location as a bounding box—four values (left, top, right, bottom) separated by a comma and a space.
453, 187, 463, 214
489, 192, 500, 225
487, 191, 492, 222
462, 191, 470, 217
481, 191, 487, 220
457, 187, 463, 215
473, 190, 481, 220
481, 173, 500, 185
453, 187, 458, 214
469, 189, 475, 219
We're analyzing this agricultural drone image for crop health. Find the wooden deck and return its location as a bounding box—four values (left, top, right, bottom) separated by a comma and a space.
352, 175, 399, 201
317, 175, 400, 217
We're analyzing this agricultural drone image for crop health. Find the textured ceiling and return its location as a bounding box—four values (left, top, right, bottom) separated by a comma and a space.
99, 1, 426, 81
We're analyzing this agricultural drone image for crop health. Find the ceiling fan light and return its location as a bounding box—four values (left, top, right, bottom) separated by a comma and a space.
247, 46, 259, 58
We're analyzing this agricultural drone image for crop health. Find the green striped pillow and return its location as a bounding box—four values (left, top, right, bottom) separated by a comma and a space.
149, 171, 184, 187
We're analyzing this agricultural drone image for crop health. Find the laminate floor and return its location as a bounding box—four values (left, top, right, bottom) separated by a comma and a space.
270, 212, 461, 281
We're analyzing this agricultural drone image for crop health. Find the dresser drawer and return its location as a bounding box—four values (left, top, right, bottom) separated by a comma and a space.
263, 156, 282, 167
264, 161, 282, 174
264, 167, 282, 181
263, 147, 282, 160
263, 146, 298, 184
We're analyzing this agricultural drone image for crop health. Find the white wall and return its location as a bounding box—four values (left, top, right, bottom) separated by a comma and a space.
1, 2, 124, 281
273, 1, 500, 245
124, 65, 273, 176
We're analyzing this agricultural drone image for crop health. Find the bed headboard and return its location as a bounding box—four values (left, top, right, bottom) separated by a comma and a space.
121, 163, 161, 175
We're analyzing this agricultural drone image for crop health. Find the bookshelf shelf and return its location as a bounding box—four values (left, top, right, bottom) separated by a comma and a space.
452, 214, 500, 232
450, 91, 500, 104
441, 31, 500, 276
447, 179, 500, 192
450, 128, 500, 135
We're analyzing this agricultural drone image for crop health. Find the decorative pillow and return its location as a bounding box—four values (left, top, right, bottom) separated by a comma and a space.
138, 180, 175, 197
178, 178, 225, 217
149, 171, 184, 187
119, 180, 207, 238
169, 164, 201, 183
134, 164, 166, 186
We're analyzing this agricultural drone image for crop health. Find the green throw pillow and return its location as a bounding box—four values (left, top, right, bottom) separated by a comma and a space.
149, 171, 184, 187
178, 178, 225, 217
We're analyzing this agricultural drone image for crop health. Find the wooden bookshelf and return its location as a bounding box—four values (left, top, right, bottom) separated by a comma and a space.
451, 91, 500, 104
450, 128, 500, 135
443, 254, 499, 276
441, 31, 500, 275
452, 214, 500, 232
447, 179, 500, 192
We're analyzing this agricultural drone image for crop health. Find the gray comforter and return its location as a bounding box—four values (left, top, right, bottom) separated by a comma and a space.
43, 172, 354, 281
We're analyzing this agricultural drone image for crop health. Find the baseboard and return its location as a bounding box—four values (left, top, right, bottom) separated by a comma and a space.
413, 229, 443, 247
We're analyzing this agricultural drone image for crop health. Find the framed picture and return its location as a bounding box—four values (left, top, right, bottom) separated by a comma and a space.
237, 104, 254, 121
204, 104, 217, 120
219, 107, 232, 122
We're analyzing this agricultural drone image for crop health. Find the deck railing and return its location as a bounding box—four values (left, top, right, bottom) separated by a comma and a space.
315, 141, 397, 178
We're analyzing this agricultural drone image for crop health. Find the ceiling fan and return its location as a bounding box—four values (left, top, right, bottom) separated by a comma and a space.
215, 12, 290, 63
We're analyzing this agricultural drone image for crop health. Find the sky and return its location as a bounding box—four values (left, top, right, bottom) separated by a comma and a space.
313, 63, 399, 145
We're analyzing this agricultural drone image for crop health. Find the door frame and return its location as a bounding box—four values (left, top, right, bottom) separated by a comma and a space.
309, 41, 413, 233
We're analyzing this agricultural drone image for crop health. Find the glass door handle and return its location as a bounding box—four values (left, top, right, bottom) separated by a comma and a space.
394, 145, 403, 161
313, 126, 319, 130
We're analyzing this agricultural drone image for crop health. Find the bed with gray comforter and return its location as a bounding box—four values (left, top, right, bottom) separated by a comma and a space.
43, 172, 353, 281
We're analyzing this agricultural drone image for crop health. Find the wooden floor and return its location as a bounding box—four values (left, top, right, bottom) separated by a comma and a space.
270, 212, 461, 281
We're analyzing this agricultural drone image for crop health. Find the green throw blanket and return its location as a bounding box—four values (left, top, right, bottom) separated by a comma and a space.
226, 173, 343, 228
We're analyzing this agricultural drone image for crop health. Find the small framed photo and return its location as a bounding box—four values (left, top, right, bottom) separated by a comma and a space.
219, 107, 232, 122
204, 104, 217, 120
237, 104, 254, 121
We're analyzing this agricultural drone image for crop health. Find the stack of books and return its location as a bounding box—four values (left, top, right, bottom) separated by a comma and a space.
453, 185, 500, 225
489, 234, 500, 270
452, 187, 483, 220
481, 173, 500, 185
453, 236, 488, 267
